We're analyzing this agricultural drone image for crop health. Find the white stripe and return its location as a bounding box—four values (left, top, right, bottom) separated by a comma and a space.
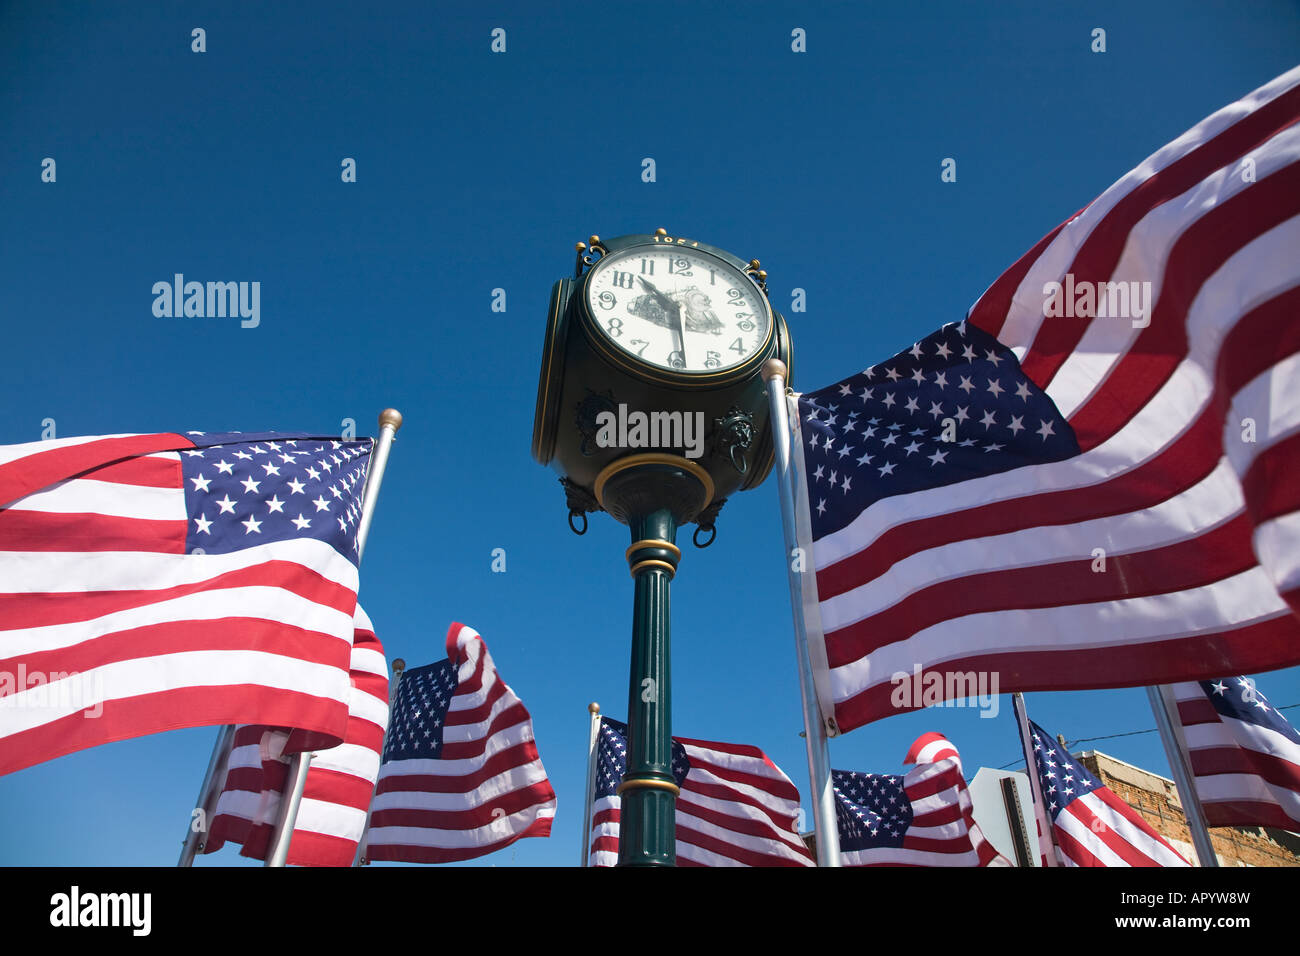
5, 474, 185, 520
1185, 718, 1300, 767
1, 581, 355, 660
375, 720, 536, 780
309, 742, 381, 780
0, 649, 351, 736
294, 797, 368, 842
1194, 773, 1300, 819
369, 805, 555, 851
1253, 512, 1300, 598
1079, 792, 1189, 866
371, 761, 551, 813
1226, 348, 1300, 478
0, 537, 359, 594
1055, 808, 1132, 867
675, 806, 810, 865
0, 433, 143, 469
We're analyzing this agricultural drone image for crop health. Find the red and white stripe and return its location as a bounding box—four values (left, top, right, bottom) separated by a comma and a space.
204, 606, 389, 865
904, 731, 962, 770
1051, 788, 1190, 868
589, 726, 816, 867
0, 433, 357, 775
362, 623, 556, 863
795, 66, 1300, 732
1173, 681, 1300, 830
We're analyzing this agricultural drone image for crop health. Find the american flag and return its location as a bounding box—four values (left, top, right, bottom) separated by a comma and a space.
834, 732, 1009, 866
1173, 675, 1300, 830
793, 66, 1300, 734
0, 430, 372, 775
360, 623, 555, 863
202, 605, 389, 866
1028, 721, 1189, 867
587, 716, 815, 867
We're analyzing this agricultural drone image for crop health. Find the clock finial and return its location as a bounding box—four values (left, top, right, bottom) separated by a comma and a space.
654, 227, 667, 236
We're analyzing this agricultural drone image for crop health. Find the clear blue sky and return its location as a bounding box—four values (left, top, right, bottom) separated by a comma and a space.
1, 2, 1297, 866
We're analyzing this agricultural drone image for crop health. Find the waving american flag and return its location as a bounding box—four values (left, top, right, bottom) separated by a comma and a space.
834, 733, 1009, 867
588, 716, 815, 867
360, 622, 555, 864
1173, 675, 1300, 830
793, 66, 1300, 733
0, 430, 371, 775
1029, 722, 1189, 868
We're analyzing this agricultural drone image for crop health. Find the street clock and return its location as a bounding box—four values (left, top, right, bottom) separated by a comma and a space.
532, 229, 792, 540
530, 228, 795, 868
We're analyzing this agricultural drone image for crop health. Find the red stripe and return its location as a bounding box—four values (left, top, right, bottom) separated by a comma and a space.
286, 830, 363, 868
0, 684, 345, 776
75, 455, 182, 487
825, 513, 1257, 667
1019, 87, 1300, 389
1052, 822, 1108, 867
0, 433, 190, 508
832, 612, 1300, 729
0, 510, 186, 552
1186, 745, 1300, 791
440, 703, 532, 761
1177, 696, 1221, 725
676, 794, 799, 846
1, 617, 351, 697
1242, 432, 1300, 526
1202, 799, 1300, 829
369, 781, 556, 831
1090, 788, 1188, 864
367, 815, 553, 863
374, 738, 548, 796
675, 824, 810, 867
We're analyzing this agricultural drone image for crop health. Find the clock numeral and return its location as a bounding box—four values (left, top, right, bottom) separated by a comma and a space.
735, 313, 756, 332
606, 317, 625, 338
612, 271, 636, 289
628, 338, 649, 356
597, 291, 617, 311
640, 259, 655, 275
704, 350, 721, 369
708, 269, 716, 286
728, 338, 747, 356
726, 288, 745, 306
668, 257, 693, 276
667, 350, 686, 370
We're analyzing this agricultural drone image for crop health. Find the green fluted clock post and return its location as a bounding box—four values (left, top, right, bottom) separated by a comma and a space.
532, 229, 792, 867
597, 455, 713, 865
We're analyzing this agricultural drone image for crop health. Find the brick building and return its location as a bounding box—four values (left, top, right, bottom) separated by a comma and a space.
1078, 749, 1299, 867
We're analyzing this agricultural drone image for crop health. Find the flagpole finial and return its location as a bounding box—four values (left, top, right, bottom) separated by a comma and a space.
588, 701, 600, 714
378, 408, 403, 431
761, 358, 787, 383
393, 658, 405, 673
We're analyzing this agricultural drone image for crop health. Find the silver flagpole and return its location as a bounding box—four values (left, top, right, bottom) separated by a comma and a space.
762, 359, 841, 867
1147, 684, 1218, 866
1011, 692, 1059, 866
266, 409, 404, 868
351, 657, 405, 866
177, 723, 237, 866
580, 702, 601, 867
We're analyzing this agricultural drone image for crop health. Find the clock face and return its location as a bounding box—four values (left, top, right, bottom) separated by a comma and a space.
585, 246, 771, 374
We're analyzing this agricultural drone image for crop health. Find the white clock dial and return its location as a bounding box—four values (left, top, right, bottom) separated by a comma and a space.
586, 247, 771, 373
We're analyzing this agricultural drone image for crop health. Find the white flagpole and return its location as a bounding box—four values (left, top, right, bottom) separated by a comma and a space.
266, 409, 403, 868
580, 702, 602, 867
351, 657, 405, 866
1011, 692, 1059, 867
177, 723, 237, 866
762, 359, 841, 867
1147, 684, 1219, 866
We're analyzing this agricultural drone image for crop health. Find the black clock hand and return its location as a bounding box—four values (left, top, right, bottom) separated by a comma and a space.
638, 277, 687, 366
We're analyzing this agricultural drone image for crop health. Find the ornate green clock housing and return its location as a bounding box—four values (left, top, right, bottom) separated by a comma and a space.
532, 229, 792, 540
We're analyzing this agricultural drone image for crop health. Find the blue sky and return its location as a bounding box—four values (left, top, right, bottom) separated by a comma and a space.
1, 2, 1297, 866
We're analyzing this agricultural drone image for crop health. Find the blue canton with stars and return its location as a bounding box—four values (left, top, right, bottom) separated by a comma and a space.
832, 769, 914, 850
1199, 677, 1300, 743
1028, 720, 1104, 821
593, 717, 689, 800
381, 660, 459, 762
179, 431, 372, 564
798, 322, 1080, 539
